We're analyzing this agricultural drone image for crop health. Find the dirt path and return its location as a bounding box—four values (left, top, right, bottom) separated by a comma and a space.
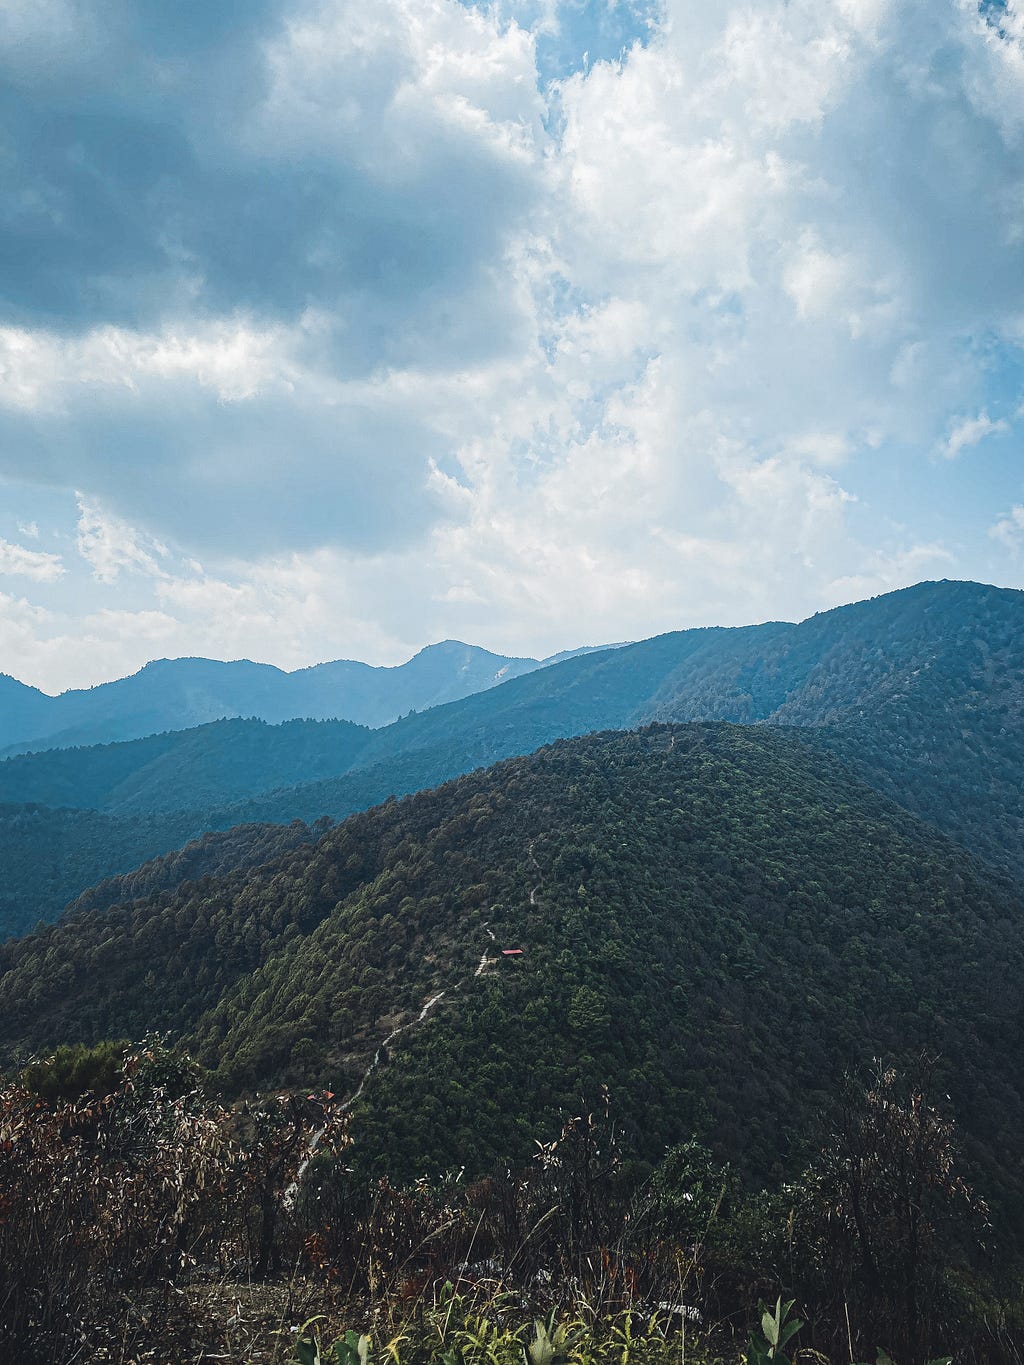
338, 990, 447, 1113
527, 840, 544, 907
475, 920, 497, 974
286, 850, 543, 1205
285, 989, 449, 1205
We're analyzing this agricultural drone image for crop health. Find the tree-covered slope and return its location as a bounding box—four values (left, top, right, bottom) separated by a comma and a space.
184, 624, 793, 828
0, 716, 368, 938
0, 803, 331, 941
4, 579, 1023, 938
644, 581, 1024, 879
3, 724, 1022, 1232
63, 819, 329, 919
0, 717, 372, 813
0, 673, 51, 742
202, 580, 1024, 882
0, 804, 210, 940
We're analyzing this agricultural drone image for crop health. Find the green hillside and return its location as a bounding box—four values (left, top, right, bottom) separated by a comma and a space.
0, 716, 372, 812
4, 724, 1022, 1241
64, 818, 329, 918
0, 718, 369, 937
646, 580, 1024, 879
3, 579, 1023, 938
208, 580, 1024, 884
0, 803, 211, 940
0, 803, 331, 940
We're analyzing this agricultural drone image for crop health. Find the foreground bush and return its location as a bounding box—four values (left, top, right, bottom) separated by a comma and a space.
0, 1038, 344, 1361
0, 1042, 1016, 1364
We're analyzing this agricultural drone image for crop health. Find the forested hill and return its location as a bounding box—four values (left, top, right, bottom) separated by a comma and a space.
3, 724, 1023, 1237
199, 579, 1024, 881
0, 717, 371, 813
645, 579, 1024, 879
0, 805, 327, 942
0, 717, 369, 938
3, 578, 1023, 937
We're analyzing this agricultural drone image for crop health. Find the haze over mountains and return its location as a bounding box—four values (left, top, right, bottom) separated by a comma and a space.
0, 640, 612, 755
1, 578, 1022, 938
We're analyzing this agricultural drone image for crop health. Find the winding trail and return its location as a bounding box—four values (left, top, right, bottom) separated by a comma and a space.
527, 840, 544, 908
338, 990, 448, 1113
285, 898, 528, 1207
285, 989, 449, 1205
475, 920, 497, 975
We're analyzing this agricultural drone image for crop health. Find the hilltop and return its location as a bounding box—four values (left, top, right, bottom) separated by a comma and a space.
3, 578, 1023, 937
3, 723, 1022, 1238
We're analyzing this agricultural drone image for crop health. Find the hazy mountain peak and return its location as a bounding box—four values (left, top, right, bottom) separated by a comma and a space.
0, 638, 582, 752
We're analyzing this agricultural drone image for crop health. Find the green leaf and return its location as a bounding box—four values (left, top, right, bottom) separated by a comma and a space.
778, 1319, 803, 1349
334, 1335, 363, 1365
762, 1309, 779, 1348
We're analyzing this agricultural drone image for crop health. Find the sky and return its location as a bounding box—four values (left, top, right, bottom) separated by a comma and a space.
1, 0, 1023, 693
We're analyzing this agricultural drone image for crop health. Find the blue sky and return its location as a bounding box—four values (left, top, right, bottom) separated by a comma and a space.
0, 0, 1023, 691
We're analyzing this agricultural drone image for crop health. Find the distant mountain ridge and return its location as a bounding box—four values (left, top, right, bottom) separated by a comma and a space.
3, 578, 1023, 938
0, 641, 616, 754
181, 579, 1024, 879
0, 717, 372, 815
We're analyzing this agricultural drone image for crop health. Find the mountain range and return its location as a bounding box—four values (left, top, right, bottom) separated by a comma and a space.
0, 640, 614, 755
2, 578, 1021, 938
4, 575, 1024, 1256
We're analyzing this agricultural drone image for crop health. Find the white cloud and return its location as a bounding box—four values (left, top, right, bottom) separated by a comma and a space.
3, 0, 1024, 687
0, 541, 425, 692
75, 496, 169, 584
0, 319, 299, 411
256, 0, 545, 169
783, 237, 855, 321
991, 503, 1024, 552
936, 411, 1010, 459
825, 541, 957, 604
785, 431, 853, 467
0, 538, 64, 583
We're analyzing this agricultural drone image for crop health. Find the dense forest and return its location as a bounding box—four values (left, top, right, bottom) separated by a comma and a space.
0, 802, 215, 939
3, 580, 1024, 939
5, 583, 1024, 1363
3, 725, 1023, 1246
0, 716, 372, 813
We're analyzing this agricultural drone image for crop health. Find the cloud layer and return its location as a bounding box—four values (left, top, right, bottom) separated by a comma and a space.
1, 0, 1023, 690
